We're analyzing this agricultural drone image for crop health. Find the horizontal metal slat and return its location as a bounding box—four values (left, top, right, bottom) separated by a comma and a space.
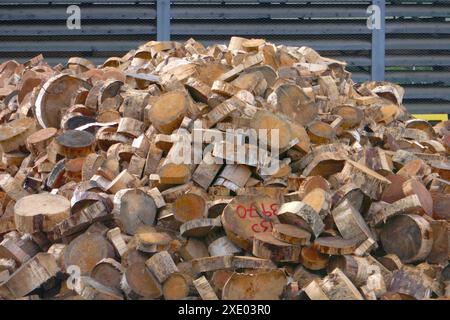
405, 102, 450, 114
0, 5, 156, 21
385, 71, 450, 85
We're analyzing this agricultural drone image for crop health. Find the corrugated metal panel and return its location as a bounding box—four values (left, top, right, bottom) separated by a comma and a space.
0, 0, 448, 114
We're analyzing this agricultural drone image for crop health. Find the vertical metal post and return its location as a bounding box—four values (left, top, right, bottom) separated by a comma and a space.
371, 0, 386, 81
157, 0, 171, 41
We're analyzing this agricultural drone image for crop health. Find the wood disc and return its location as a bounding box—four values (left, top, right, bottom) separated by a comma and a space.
162, 272, 193, 300
35, 74, 91, 128
314, 236, 360, 255
380, 214, 433, 263
14, 193, 71, 234
180, 218, 221, 237
121, 262, 162, 299
0, 117, 36, 152
307, 121, 335, 145
26, 127, 57, 155
298, 176, 330, 199
55, 130, 95, 159
272, 223, 311, 245
402, 179, 433, 216
268, 84, 317, 126
251, 110, 293, 150
221, 270, 287, 300
113, 189, 157, 235
64, 232, 115, 274
148, 91, 189, 134
174, 193, 207, 224
221, 195, 280, 251
253, 231, 301, 262
333, 105, 363, 129
299, 245, 329, 270
91, 258, 124, 292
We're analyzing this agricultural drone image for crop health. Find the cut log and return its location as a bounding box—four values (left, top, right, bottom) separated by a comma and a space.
163, 272, 194, 300
340, 159, 391, 200
300, 245, 329, 270
271, 223, 311, 245
221, 195, 280, 251
267, 83, 317, 126
327, 255, 371, 286
174, 193, 208, 224
380, 214, 433, 263
191, 255, 233, 273
180, 217, 221, 238
315, 237, 360, 255
55, 130, 95, 159
52, 200, 112, 240
14, 193, 71, 234
0, 117, 36, 153
388, 268, 432, 300
147, 91, 189, 134
113, 188, 157, 235
252, 232, 301, 262
302, 188, 331, 219
64, 232, 115, 275
121, 262, 162, 299
26, 127, 57, 156
106, 227, 128, 257
91, 258, 124, 292
370, 194, 424, 227
402, 179, 433, 217
222, 269, 287, 300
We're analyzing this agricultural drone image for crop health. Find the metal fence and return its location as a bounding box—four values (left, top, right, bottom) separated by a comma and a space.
0, 0, 449, 114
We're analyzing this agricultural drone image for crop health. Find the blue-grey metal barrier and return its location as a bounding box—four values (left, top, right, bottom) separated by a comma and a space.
157, 0, 171, 41
371, 0, 386, 81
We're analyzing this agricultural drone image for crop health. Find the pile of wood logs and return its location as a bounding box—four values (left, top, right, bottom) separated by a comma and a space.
0, 37, 448, 300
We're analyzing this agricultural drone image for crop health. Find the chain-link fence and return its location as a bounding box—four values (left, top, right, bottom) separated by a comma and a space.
0, 0, 448, 114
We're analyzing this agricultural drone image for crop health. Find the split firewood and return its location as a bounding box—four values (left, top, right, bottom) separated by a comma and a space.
193, 276, 219, 300
145, 251, 178, 283
191, 255, 233, 273
340, 160, 391, 200
277, 201, 324, 238
0, 253, 59, 299
332, 199, 374, 243
318, 268, 364, 300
